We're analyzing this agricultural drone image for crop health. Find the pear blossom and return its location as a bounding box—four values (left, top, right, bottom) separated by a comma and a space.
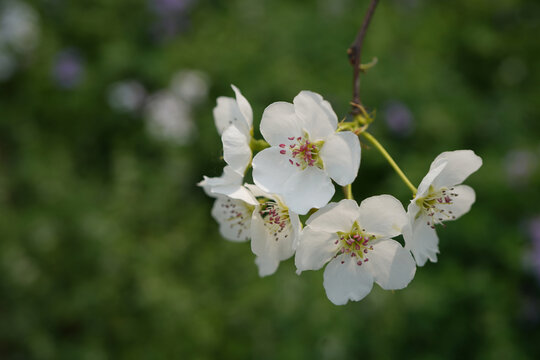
246, 185, 301, 277
252, 91, 361, 215
207, 182, 300, 277
295, 196, 416, 305
213, 85, 253, 175
403, 150, 482, 266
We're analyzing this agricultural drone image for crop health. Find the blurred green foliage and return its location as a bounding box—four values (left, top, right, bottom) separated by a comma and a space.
1, 0, 539, 358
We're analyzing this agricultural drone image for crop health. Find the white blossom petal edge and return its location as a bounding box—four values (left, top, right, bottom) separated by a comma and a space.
403, 150, 482, 266
252, 91, 361, 215
198, 166, 257, 205
295, 196, 416, 305
213, 84, 252, 135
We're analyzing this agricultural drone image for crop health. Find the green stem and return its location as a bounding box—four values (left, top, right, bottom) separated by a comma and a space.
343, 184, 354, 200
360, 131, 417, 194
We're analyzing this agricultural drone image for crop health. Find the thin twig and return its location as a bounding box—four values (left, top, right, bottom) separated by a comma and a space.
348, 0, 380, 114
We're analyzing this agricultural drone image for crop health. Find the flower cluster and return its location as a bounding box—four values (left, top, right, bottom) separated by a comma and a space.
199, 86, 482, 305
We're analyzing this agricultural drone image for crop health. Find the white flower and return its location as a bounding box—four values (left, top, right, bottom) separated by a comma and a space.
207, 182, 300, 277
295, 196, 416, 305
246, 185, 301, 277
403, 150, 483, 266
0, 1, 40, 55
198, 165, 258, 205
213, 85, 253, 175
252, 91, 360, 215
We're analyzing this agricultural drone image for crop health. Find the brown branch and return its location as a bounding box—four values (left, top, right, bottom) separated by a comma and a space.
348, 0, 380, 114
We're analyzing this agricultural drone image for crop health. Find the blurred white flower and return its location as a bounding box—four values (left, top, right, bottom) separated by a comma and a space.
403, 150, 482, 266
0, 0, 39, 81
295, 196, 415, 305
108, 80, 147, 113
0, 0, 39, 54
170, 70, 209, 105
504, 149, 536, 186
144, 90, 195, 144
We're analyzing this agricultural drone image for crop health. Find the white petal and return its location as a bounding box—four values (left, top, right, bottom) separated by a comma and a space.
198, 176, 225, 197
250, 210, 295, 277
222, 125, 252, 175
407, 200, 421, 220
254, 256, 279, 278
323, 255, 374, 305
198, 166, 242, 196
213, 96, 250, 136
199, 167, 258, 205
306, 199, 359, 233
214, 185, 258, 205
403, 212, 439, 266
431, 150, 482, 188
320, 131, 361, 186
358, 195, 408, 238
211, 197, 253, 242
282, 167, 335, 215
260, 101, 302, 146
443, 185, 476, 220
231, 85, 253, 129
289, 211, 302, 250
252, 147, 301, 194
364, 239, 416, 290
295, 226, 339, 273
416, 161, 447, 198
293, 91, 338, 140
244, 183, 271, 199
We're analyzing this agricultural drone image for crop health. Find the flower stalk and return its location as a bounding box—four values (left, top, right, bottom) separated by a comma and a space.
359, 131, 418, 194
343, 184, 354, 200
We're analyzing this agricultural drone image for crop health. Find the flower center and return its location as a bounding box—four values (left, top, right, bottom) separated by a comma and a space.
278, 133, 324, 170
257, 197, 291, 242
335, 222, 376, 266
417, 186, 458, 228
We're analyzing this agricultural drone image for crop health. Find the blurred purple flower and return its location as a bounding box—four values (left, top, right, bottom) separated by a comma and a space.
149, 0, 191, 15
52, 50, 84, 89
528, 217, 540, 281
148, 0, 194, 39
383, 101, 414, 136
504, 150, 536, 186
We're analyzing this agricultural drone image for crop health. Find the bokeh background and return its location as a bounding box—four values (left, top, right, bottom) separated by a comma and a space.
1, 0, 539, 358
